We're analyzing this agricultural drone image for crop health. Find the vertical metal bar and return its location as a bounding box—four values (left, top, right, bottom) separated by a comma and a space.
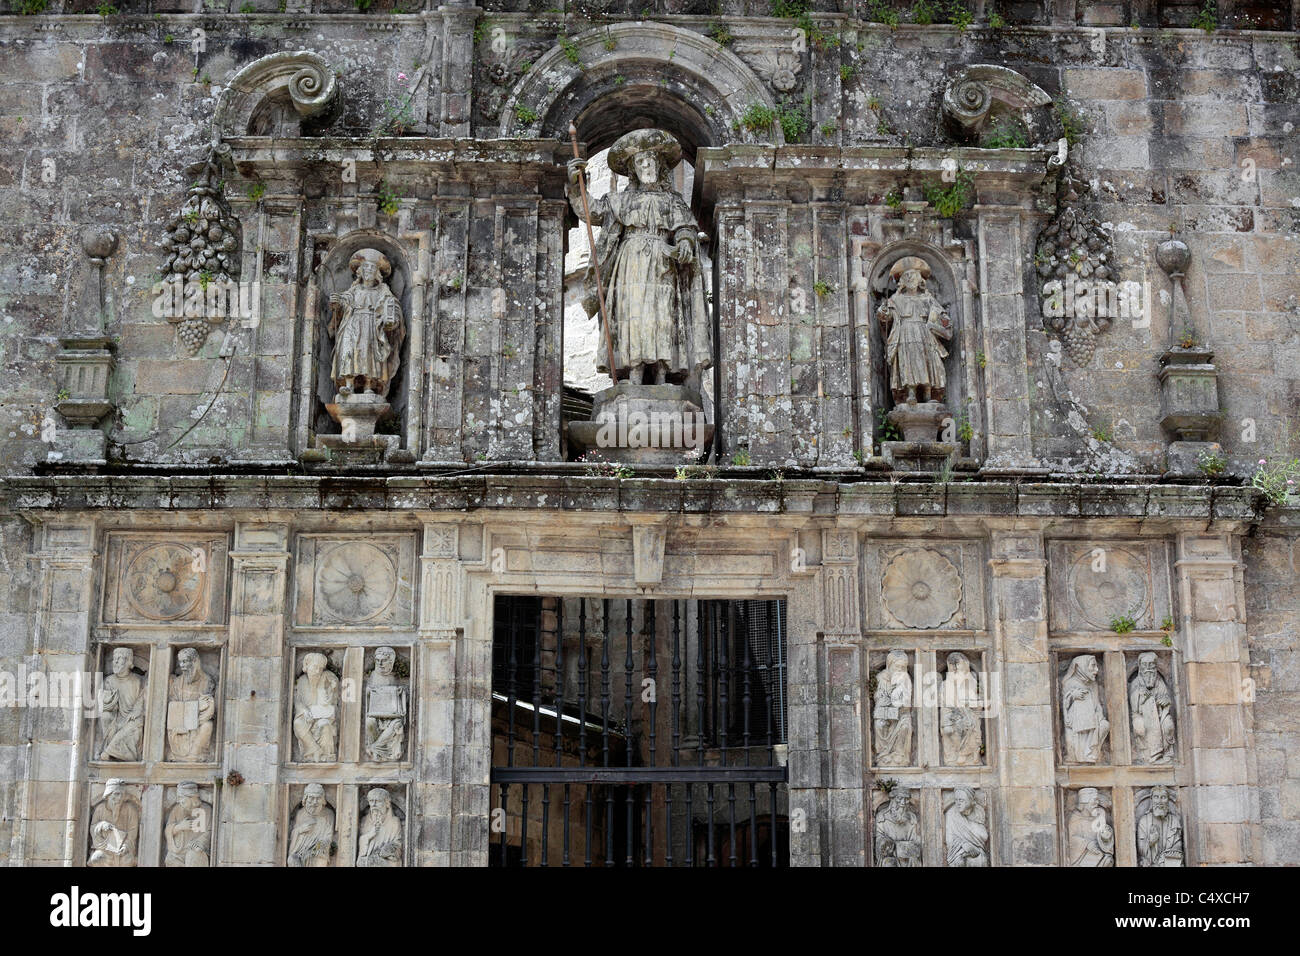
770, 781, 778, 868
497, 783, 508, 864
742, 606, 756, 867
602, 599, 613, 866
579, 600, 592, 867
624, 599, 634, 867
776, 598, 787, 743
668, 601, 681, 867
696, 600, 707, 764
526, 601, 542, 866
645, 601, 657, 866
722, 602, 736, 866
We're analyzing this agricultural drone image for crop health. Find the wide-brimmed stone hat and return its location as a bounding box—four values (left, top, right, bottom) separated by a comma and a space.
349, 247, 392, 278
890, 255, 932, 280
607, 128, 681, 177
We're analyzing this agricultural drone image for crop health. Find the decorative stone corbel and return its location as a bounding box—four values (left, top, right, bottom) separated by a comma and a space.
632, 523, 667, 589
213, 50, 340, 139
731, 38, 802, 94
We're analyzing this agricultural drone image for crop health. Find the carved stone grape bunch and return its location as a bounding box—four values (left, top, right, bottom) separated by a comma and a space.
1036, 196, 1114, 367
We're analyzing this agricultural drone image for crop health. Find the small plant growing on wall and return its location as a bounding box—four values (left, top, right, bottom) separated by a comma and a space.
376, 183, 401, 216
1190, 0, 1217, 33
514, 104, 538, 125
707, 21, 733, 46
923, 168, 973, 218
1110, 614, 1137, 634
1196, 449, 1227, 477
813, 280, 834, 298
731, 448, 753, 467
740, 103, 778, 135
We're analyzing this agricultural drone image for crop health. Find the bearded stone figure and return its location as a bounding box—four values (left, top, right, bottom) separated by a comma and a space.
293, 652, 339, 762
287, 783, 334, 867
566, 128, 711, 387
873, 650, 913, 766
167, 647, 216, 761
356, 788, 404, 867
940, 651, 982, 766
327, 248, 404, 399
88, 779, 139, 867
874, 789, 921, 867
1061, 654, 1109, 763
1137, 785, 1184, 867
1067, 787, 1114, 867
364, 646, 407, 762
163, 782, 211, 867
1129, 652, 1176, 764
877, 256, 952, 405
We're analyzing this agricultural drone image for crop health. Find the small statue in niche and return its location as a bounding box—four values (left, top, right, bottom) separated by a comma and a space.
944, 787, 989, 867
364, 646, 408, 762
566, 128, 712, 387
1066, 787, 1114, 867
873, 650, 913, 767
287, 783, 335, 867
1061, 654, 1109, 763
1129, 652, 1176, 765
292, 652, 339, 763
327, 248, 405, 400
1136, 785, 1184, 867
88, 779, 140, 867
877, 256, 952, 405
874, 788, 921, 867
167, 647, 217, 761
164, 781, 211, 867
356, 788, 404, 867
940, 651, 982, 766
99, 647, 146, 762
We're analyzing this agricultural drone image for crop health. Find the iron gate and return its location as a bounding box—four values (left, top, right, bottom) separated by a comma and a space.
490, 597, 789, 867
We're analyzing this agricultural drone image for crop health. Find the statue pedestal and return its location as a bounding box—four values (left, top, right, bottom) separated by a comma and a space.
317, 393, 398, 464
568, 383, 713, 465
881, 441, 959, 473
886, 401, 948, 442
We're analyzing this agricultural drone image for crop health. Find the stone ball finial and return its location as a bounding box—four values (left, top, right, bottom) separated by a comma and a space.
1156, 237, 1191, 278
82, 227, 118, 262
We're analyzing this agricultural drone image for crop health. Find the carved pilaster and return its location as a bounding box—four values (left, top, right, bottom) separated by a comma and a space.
436, 5, 481, 137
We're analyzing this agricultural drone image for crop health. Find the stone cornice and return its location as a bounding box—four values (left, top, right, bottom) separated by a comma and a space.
1, 475, 1263, 528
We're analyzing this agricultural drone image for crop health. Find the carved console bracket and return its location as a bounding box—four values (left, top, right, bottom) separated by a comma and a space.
213, 50, 341, 140
941, 65, 1053, 144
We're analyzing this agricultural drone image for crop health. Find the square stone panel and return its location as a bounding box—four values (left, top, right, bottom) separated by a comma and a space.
1047, 540, 1172, 633
293, 533, 417, 629
100, 533, 230, 626
862, 540, 984, 631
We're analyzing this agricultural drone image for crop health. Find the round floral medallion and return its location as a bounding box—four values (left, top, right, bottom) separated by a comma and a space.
124, 543, 206, 621
316, 543, 397, 623
882, 549, 961, 629
1068, 547, 1150, 630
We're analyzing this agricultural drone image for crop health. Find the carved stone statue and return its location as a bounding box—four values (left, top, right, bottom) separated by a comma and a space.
88, 779, 139, 867
164, 781, 211, 867
364, 646, 408, 762
566, 128, 711, 387
1137, 785, 1184, 867
945, 787, 989, 867
877, 256, 952, 405
1061, 654, 1109, 763
1066, 787, 1115, 867
874, 789, 921, 867
99, 647, 146, 762
287, 783, 334, 867
873, 650, 913, 766
292, 652, 339, 762
940, 651, 982, 766
327, 248, 404, 399
167, 647, 216, 761
356, 788, 403, 867
1129, 652, 1176, 765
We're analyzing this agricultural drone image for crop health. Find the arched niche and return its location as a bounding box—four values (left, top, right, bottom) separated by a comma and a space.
214, 50, 340, 140
497, 22, 781, 152
867, 241, 977, 442
311, 231, 415, 443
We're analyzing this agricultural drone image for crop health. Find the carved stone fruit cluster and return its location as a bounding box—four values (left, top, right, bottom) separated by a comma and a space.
1036, 203, 1114, 367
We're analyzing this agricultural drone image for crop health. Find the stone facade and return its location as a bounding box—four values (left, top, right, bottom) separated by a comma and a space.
0, 1, 1298, 866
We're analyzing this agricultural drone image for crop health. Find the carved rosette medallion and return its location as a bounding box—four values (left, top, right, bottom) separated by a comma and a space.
315, 542, 397, 623
1067, 548, 1150, 630
124, 543, 206, 621
882, 549, 961, 629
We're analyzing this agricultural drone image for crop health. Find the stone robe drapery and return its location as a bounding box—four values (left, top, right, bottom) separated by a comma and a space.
167, 669, 216, 761
88, 800, 139, 867
945, 806, 989, 867
940, 670, 981, 766
875, 806, 921, 866
879, 290, 951, 395
100, 671, 146, 762
328, 282, 404, 395
293, 670, 340, 761
287, 808, 334, 867
164, 802, 210, 867
1067, 808, 1115, 866
873, 668, 913, 766
356, 811, 403, 867
1061, 660, 1108, 762
364, 672, 407, 762
585, 187, 711, 381
1137, 811, 1184, 867
1129, 674, 1176, 764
